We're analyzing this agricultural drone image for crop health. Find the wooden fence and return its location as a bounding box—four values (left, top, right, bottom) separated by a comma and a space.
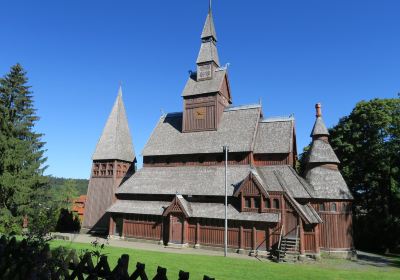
0, 236, 215, 280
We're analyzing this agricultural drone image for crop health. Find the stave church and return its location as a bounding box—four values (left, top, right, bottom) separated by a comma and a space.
82, 4, 354, 259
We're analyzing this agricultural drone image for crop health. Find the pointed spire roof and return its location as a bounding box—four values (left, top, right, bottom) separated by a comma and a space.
196, 2, 220, 65
92, 86, 136, 162
310, 103, 329, 137
201, 5, 218, 41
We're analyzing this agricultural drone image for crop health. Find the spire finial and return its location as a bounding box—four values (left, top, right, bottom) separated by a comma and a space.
315, 103, 322, 118
118, 82, 123, 97
209, 0, 212, 12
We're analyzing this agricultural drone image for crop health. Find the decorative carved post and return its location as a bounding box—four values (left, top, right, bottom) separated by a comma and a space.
252, 226, 257, 252
238, 226, 244, 252
315, 224, 320, 254
182, 218, 187, 245
109, 217, 114, 237
195, 222, 200, 248
299, 219, 305, 257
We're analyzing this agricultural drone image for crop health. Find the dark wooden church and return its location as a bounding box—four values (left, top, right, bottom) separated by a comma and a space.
83, 5, 354, 259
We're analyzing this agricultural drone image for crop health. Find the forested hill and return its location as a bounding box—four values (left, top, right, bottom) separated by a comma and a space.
48, 176, 89, 196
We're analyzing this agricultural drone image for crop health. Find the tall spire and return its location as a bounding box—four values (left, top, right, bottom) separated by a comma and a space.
201, 0, 218, 42
92, 86, 135, 162
196, 2, 220, 77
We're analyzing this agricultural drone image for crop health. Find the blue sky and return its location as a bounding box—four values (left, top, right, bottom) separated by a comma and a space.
1, 0, 399, 179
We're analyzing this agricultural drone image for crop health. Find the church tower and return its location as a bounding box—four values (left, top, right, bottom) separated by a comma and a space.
181, 3, 232, 132
82, 86, 136, 233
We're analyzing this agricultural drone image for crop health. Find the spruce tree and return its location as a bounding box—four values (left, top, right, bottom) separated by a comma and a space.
0, 64, 49, 234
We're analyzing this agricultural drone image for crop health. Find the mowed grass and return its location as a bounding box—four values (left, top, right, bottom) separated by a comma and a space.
50, 240, 400, 280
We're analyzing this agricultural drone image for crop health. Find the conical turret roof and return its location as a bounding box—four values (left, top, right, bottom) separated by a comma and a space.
201, 9, 218, 41
92, 86, 135, 162
304, 103, 352, 200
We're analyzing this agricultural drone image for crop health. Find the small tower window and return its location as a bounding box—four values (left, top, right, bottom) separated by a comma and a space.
253, 198, 260, 209
319, 203, 325, 211
244, 197, 251, 208
273, 199, 280, 209
331, 203, 337, 212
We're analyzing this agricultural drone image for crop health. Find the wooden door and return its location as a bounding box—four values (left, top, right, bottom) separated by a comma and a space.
170, 215, 183, 244
256, 230, 267, 251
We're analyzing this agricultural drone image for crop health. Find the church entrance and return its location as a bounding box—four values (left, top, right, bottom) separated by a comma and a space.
170, 214, 183, 244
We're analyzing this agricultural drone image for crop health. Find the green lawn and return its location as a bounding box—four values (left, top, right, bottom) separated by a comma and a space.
50, 240, 400, 280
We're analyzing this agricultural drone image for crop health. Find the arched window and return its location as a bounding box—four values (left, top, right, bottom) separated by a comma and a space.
331, 203, 337, 212
319, 203, 325, 211
273, 199, 280, 209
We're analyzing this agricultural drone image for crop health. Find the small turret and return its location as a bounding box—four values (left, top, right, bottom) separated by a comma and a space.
304, 103, 352, 200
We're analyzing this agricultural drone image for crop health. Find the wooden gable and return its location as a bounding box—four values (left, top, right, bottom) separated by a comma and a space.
219, 74, 232, 104
233, 172, 268, 197
163, 196, 190, 217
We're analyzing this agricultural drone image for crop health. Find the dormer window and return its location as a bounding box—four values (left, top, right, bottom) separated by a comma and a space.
254, 198, 260, 208
331, 203, 337, 212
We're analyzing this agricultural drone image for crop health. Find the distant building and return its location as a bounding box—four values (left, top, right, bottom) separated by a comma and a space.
72, 195, 86, 222
83, 4, 353, 259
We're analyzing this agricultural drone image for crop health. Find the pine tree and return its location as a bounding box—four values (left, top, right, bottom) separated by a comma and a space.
0, 64, 49, 234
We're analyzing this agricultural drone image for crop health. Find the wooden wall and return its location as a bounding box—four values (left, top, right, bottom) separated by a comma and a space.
122, 215, 162, 241
183, 95, 218, 132
253, 153, 292, 167
143, 152, 250, 167
312, 201, 353, 250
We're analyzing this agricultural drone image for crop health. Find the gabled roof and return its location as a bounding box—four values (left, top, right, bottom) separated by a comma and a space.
141, 105, 261, 156
92, 87, 135, 162
254, 117, 295, 154
163, 194, 192, 217
305, 166, 353, 200
196, 41, 220, 65
255, 166, 314, 198
311, 117, 329, 137
308, 139, 340, 164
201, 9, 218, 41
233, 169, 269, 197
182, 69, 226, 97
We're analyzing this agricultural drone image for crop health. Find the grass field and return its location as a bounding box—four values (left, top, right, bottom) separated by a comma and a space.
50, 240, 400, 280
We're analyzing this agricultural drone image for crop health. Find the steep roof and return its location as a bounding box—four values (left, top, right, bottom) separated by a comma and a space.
305, 167, 353, 200
197, 41, 220, 65
117, 165, 252, 196
201, 9, 218, 41
117, 164, 313, 199
141, 105, 261, 156
310, 117, 329, 137
92, 87, 135, 162
254, 117, 295, 154
308, 139, 340, 164
182, 69, 226, 97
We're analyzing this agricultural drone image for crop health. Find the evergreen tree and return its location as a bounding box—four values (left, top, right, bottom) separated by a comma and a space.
0, 64, 49, 234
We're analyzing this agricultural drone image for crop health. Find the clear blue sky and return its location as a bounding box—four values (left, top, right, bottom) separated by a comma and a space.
1, 1, 399, 179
